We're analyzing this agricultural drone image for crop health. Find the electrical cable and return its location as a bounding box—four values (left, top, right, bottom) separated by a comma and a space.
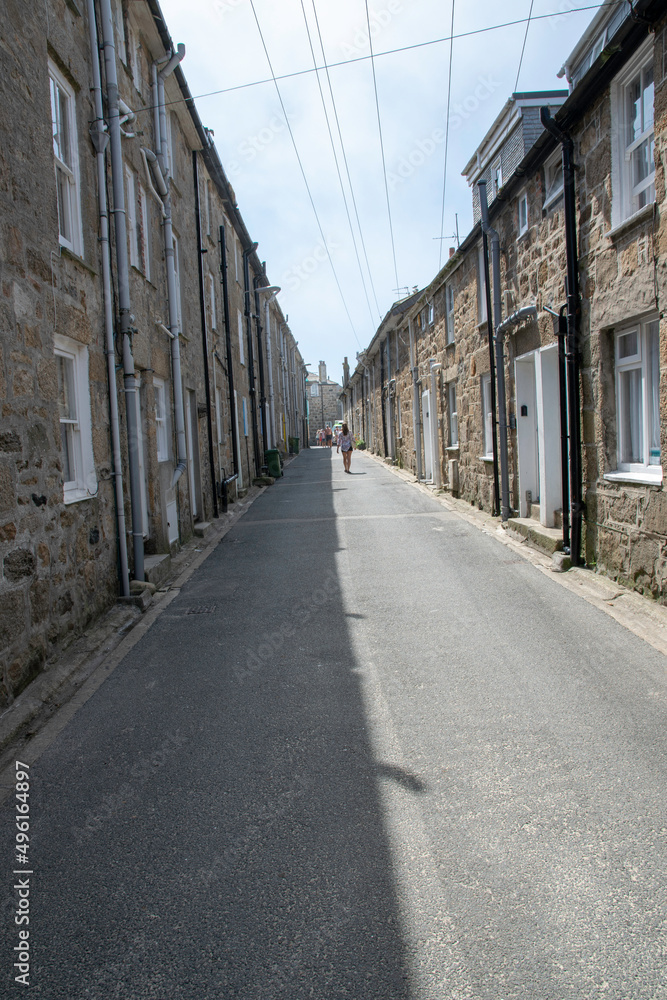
364, 0, 400, 296
310, 0, 383, 320
437, 0, 456, 272
514, 0, 536, 93
149, 2, 624, 107
248, 0, 361, 346
299, 0, 377, 330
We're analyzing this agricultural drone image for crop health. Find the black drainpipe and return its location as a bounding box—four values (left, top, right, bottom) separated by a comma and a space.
541, 107, 583, 565
219, 223, 239, 478
545, 304, 571, 553
193, 151, 219, 519
253, 275, 269, 459
380, 341, 388, 458
243, 244, 261, 477
482, 228, 500, 517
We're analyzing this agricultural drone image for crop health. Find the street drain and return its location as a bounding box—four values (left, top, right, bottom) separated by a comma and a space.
186, 606, 217, 615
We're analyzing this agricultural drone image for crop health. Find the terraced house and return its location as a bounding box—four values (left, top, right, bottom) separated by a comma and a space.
342, 0, 667, 602
0, 0, 305, 701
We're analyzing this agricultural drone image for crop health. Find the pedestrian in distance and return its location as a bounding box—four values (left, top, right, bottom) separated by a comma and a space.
325, 425, 333, 448
337, 423, 354, 473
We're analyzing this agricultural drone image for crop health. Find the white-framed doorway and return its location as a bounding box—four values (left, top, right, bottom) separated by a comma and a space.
515, 344, 562, 526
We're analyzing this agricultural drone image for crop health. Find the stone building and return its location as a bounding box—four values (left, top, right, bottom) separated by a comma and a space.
0, 0, 304, 701
344, 0, 667, 602
306, 362, 342, 445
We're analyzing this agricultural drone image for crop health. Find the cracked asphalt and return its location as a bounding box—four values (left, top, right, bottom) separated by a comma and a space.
1, 446, 666, 999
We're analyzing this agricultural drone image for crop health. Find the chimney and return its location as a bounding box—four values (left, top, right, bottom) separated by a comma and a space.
342, 357, 349, 386
449, 247, 456, 258
318, 360, 327, 383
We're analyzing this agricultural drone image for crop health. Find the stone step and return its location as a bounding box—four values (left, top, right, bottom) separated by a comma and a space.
193, 522, 212, 539
144, 553, 171, 586
507, 517, 564, 556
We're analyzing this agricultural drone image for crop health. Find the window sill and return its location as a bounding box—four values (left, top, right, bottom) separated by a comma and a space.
543, 190, 564, 212
479, 455, 494, 463
59, 245, 97, 276
63, 485, 98, 505
603, 469, 663, 486
605, 203, 654, 241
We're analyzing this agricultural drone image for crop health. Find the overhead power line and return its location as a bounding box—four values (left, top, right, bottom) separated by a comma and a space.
437, 0, 456, 272
514, 0, 536, 92
165, 3, 623, 106
364, 0, 400, 297
298, 0, 378, 331
248, 0, 361, 346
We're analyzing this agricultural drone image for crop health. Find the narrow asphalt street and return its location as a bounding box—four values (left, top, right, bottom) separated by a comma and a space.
2, 446, 667, 999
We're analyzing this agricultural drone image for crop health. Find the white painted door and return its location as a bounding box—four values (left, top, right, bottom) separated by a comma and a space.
422, 389, 433, 481
515, 355, 539, 517
535, 345, 562, 527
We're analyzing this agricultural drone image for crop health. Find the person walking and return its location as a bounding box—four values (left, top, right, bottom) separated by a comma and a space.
337, 423, 354, 473
325, 425, 333, 448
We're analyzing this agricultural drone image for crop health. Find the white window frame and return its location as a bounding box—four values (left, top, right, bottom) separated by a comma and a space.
477, 244, 487, 324
518, 192, 528, 237
310, 383, 319, 397
238, 309, 245, 365
138, 182, 150, 279
154, 377, 169, 462
543, 148, 564, 209
128, 26, 143, 96
49, 61, 83, 257
481, 373, 493, 459
605, 316, 662, 484
611, 38, 655, 228
447, 382, 458, 447
164, 111, 175, 181
242, 397, 249, 436
125, 165, 139, 270
54, 334, 97, 503
204, 178, 212, 236
234, 237, 241, 283
207, 272, 217, 331
112, 0, 127, 64
491, 156, 502, 200
445, 284, 455, 344
173, 233, 183, 333
134, 375, 149, 537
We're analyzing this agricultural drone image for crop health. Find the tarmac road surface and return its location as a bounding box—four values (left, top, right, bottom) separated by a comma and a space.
1, 446, 666, 998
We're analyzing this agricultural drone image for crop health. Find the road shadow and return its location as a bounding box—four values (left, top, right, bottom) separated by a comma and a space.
2, 448, 417, 999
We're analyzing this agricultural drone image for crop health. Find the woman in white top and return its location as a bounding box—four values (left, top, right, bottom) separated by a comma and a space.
337, 423, 354, 473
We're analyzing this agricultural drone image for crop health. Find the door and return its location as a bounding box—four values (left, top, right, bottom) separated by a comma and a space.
422, 389, 433, 481
185, 389, 202, 520
515, 354, 539, 517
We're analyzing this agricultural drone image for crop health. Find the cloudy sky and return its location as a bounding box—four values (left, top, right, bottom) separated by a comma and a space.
158, 0, 603, 383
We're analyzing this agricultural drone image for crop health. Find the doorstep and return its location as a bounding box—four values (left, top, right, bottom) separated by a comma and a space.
507, 517, 563, 556
144, 553, 171, 587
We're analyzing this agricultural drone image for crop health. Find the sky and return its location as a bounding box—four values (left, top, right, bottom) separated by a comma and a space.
158, 0, 604, 384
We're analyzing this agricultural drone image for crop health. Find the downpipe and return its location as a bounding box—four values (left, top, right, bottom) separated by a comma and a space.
99, 0, 144, 582
87, 0, 129, 597
541, 107, 583, 565
478, 180, 509, 520
408, 318, 423, 481
193, 150, 218, 518
151, 49, 187, 487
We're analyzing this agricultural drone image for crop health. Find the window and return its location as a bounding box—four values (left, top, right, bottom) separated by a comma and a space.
491, 157, 502, 200
128, 27, 143, 96
447, 382, 458, 447
609, 317, 661, 482
112, 0, 126, 63
234, 236, 241, 283
481, 373, 493, 458
204, 178, 212, 236
518, 193, 528, 237
125, 165, 139, 269
164, 111, 175, 182
49, 61, 83, 256
54, 334, 97, 503
543, 148, 564, 209
612, 41, 655, 225
238, 310, 245, 365
207, 273, 217, 331
428, 302, 434, 326
445, 285, 455, 344
134, 377, 149, 536
138, 183, 150, 279
154, 378, 169, 462
215, 386, 223, 444
477, 245, 487, 324
172, 233, 183, 332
